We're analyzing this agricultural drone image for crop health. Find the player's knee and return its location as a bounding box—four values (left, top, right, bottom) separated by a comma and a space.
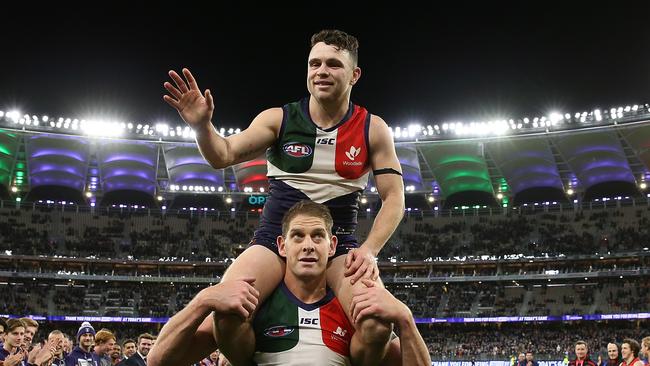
357, 316, 393, 346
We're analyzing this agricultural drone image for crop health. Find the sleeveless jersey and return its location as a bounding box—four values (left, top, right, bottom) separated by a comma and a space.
253, 282, 355, 366
254, 98, 372, 245
621, 358, 641, 366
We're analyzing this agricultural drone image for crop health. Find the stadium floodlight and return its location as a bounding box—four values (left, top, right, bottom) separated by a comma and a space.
408, 123, 420, 138
225, 197, 233, 204
157, 196, 163, 201
217, 186, 224, 192
7, 110, 21, 123
361, 197, 367, 204
11, 186, 17, 193
549, 112, 563, 125
85, 192, 92, 198
428, 196, 435, 203
594, 109, 602, 122
640, 183, 647, 190
259, 187, 265, 193
496, 193, 503, 200
567, 189, 574, 195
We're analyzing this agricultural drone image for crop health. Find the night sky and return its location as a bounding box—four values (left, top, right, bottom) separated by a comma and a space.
2, 2, 649, 130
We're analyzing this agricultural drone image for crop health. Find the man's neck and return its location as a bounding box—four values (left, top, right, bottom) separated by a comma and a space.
284, 273, 327, 304
624, 356, 635, 364
309, 96, 350, 129
80, 345, 91, 353
3, 343, 16, 353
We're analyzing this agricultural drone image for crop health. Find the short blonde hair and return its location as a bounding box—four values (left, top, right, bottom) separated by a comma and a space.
19, 317, 39, 329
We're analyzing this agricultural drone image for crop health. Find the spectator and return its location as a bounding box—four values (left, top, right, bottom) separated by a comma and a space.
121, 340, 136, 360
64, 322, 100, 366
620, 339, 643, 366
93, 330, 116, 366
19, 318, 38, 350
526, 351, 538, 366
569, 341, 597, 366
110, 344, 122, 365
0, 319, 28, 366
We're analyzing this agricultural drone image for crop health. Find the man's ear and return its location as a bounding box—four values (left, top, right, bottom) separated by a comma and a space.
328, 235, 338, 257
350, 67, 361, 86
277, 235, 287, 258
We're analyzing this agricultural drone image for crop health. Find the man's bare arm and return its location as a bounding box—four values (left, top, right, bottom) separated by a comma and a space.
163, 68, 281, 169
350, 279, 431, 366
193, 108, 281, 169
345, 115, 404, 283
364, 115, 404, 256
148, 279, 259, 366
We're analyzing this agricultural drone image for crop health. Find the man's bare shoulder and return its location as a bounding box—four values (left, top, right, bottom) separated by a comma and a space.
250, 107, 284, 135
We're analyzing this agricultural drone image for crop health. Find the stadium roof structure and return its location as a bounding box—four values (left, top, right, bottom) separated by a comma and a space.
0, 105, 649, 208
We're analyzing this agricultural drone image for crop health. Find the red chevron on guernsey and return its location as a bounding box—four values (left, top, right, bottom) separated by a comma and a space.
335, 105, 370, 179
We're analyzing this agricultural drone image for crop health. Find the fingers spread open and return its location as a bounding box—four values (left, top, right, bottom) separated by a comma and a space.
169, 70, 189, 93
164, 81, 183, 100
183, 68, 200, 91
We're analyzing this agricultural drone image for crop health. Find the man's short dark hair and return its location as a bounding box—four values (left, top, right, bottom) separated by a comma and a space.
575, 341, 588, 348
311, 29, 359, 65
622, 339, 640, 358
281, 200, 333, 238
122, 339, 136, 347
138, 333, 154, 344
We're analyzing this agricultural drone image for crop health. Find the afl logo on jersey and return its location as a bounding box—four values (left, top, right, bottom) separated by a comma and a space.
283, 142, 313, 158
264, 326, 295, 338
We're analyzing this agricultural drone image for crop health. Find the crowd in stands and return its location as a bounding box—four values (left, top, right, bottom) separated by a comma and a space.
1, 316, 647, 364
420, 321, 648, 359
1, 205, 649, 261
1, 278, 647, 319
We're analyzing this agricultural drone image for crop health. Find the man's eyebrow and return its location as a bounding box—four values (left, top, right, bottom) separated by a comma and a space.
308, 57, 344, 65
